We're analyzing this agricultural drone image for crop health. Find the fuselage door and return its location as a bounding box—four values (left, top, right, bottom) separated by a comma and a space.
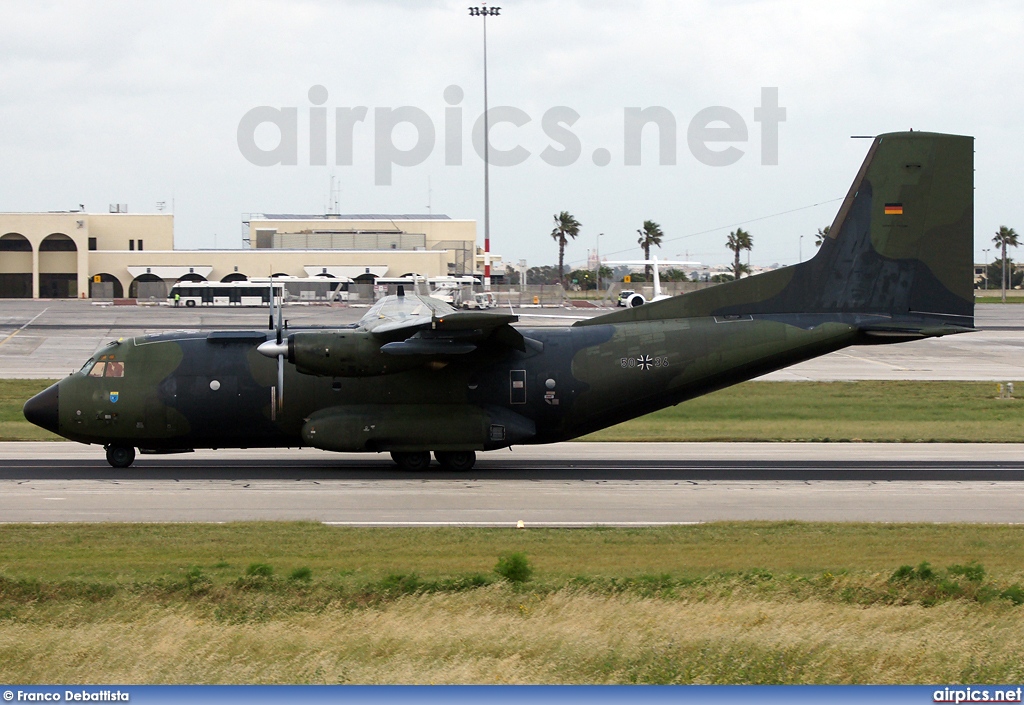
510, 369, 527, 404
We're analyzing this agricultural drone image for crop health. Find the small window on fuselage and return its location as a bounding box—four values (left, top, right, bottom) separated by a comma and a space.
105, 360, 124, 378
88, 362, 106, 377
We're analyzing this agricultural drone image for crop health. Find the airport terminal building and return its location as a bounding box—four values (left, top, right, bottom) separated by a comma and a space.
0, 210, 495, 300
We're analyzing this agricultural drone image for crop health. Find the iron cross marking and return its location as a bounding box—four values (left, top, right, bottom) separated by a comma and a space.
637, 354, 653, 371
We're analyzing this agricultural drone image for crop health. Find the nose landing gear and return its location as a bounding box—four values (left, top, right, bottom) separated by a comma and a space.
105, 444, 136, 468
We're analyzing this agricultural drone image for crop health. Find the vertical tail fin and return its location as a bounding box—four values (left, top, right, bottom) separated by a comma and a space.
796, 131, 974, 325
585, 131, 975, 329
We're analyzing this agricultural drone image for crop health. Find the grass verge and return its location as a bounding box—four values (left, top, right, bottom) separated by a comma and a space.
2, 523, 1024, 683
582, 381, 1024, 442
0, 379, 61, 440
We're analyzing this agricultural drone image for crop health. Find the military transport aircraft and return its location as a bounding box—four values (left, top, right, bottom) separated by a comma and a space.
24, 131, 975, 471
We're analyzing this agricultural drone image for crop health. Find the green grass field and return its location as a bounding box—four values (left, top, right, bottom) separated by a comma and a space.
975, 295, 1024, 303
3, 379, 1024, 443
583, 380, 1024, 442
2, 522, 1024, 684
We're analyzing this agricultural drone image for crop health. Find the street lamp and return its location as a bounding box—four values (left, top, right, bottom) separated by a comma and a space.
983, 248, 991, 290
468, 4, 501, 291
595, 232, 603, 294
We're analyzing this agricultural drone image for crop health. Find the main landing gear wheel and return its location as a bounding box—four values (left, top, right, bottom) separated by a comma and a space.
105, 445, 136, 469
435, 451, 476, 472
390, 451, 431, 472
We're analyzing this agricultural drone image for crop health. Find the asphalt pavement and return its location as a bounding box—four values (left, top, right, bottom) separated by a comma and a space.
2, 442, 1022, 524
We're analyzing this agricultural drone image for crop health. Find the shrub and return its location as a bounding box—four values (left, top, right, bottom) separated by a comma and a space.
889, 561, 935, 583
289, 567, 313, 582
948, 562, 985, 582
184, 566, 212, 594
495, 552, 533, 583
1000, 584, 1024, 606
890, 565, 915, 582
246, 562, 274, 577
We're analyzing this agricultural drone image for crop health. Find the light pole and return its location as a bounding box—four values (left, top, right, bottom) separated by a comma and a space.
799, 234, 803, 264
983, 248, 990, 290
595, 232, 603, 295
468, 4, 501, 291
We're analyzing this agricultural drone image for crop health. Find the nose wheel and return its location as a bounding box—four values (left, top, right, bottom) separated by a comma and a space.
105, 444, 136, 468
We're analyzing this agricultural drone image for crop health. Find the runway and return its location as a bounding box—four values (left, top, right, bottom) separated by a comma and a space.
2, 442, 1023, 524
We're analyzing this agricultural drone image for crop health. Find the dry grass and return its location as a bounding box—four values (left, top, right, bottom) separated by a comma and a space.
2, 588, 1024, 684
2, 523, 1024, 683
3, 522, 1024, 581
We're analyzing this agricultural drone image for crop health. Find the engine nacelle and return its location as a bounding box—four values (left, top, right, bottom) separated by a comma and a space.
288, 331, 422, 377
626, 293, 646, 307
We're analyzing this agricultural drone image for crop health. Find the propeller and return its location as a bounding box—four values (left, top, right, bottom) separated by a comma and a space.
257, 281, 287, 420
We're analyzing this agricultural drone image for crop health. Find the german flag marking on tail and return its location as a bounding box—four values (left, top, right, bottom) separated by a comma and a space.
884, 203, 904, 215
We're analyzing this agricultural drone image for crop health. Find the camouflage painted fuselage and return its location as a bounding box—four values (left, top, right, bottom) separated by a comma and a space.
50, 314, 867, 452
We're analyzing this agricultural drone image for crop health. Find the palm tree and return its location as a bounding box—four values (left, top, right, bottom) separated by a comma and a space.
551, 211, 581, 286
636, 220, 664, 278
815, 225, 830, 248
726, 228, 753, 280
993, 225, 1020, 302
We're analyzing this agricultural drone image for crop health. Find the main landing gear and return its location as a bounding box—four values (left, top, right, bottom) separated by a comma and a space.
105, 444, 136, 468
390, 450, 476, 472
434, 451, 476, 472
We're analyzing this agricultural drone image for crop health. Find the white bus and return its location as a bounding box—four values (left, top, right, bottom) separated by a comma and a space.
167, 281, 284, 307
167, 278, 353, 307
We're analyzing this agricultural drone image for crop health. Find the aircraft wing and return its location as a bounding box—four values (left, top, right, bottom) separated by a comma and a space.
374, 310, 527, 354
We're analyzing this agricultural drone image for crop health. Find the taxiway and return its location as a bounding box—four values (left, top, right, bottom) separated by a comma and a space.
2, 442, 1022, 524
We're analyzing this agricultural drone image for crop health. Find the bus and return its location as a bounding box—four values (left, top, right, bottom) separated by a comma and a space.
167, 281, 287, 307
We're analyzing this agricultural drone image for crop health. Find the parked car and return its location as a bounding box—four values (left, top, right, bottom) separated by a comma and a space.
616, 289, 637, 307
462, 292, 496, 309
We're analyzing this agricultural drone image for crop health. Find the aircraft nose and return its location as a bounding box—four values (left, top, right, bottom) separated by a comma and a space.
23, 383, 60, 434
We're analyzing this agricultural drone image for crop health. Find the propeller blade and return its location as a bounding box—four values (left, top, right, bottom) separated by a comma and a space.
276, 285, 284, 345
268, 281, 274, 331
277, 353, 284, 412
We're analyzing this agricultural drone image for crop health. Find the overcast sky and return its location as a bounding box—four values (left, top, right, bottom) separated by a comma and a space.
1, 0, 1021, 269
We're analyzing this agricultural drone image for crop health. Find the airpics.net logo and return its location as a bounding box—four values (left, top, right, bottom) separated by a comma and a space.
236, 85, 786, 185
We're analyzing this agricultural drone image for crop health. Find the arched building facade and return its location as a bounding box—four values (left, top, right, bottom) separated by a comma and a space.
0, 211, 496, 299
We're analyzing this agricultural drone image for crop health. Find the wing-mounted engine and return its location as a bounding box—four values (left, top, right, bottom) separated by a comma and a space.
625, 293, 646, 307
256, 306, 533, 378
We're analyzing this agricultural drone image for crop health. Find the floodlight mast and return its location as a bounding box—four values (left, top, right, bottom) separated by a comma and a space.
468, 4, 501, 291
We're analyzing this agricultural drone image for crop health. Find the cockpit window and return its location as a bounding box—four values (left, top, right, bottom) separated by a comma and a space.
88, 362, 106, 377
105, 360, 125, 377
80, 359, 95, 374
